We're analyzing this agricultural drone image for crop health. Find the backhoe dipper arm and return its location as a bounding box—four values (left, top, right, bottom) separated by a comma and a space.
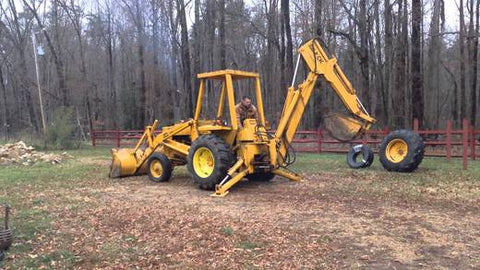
272, 38, 376, 167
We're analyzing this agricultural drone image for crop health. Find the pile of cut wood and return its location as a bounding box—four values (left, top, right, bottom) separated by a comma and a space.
0, 141, 72, 166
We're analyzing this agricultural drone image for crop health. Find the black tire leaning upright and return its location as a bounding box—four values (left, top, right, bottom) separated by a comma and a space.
379, 129, 425, 172
147, 152, 173, 182
246, 172, 275, 182
187, 135, 234, 190
347, 144, 374, 169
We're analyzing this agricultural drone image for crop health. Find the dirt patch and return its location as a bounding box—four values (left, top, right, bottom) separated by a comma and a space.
22, 172, 472, 269
4, 164, 479, 269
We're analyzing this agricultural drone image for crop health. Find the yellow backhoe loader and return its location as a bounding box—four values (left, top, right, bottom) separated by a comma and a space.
109, 38, 424, 197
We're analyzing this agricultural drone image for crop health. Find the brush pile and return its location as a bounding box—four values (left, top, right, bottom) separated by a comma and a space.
0, 141, 72, 166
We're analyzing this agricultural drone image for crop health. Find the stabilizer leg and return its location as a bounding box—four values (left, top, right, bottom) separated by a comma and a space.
273, 168, 302, 181
211, 158, 246, 197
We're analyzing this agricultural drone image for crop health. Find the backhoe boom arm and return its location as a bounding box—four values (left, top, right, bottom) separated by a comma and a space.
273, 38, 376, 166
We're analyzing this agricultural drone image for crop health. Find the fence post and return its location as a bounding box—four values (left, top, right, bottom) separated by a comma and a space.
462, 119, 468, 170
317, 129, 322, 153
446, 120, 452, 162
413, 118, 419, 132
91, 130, 96, 147
471, 124, 476, 160
117, 129, 121, 148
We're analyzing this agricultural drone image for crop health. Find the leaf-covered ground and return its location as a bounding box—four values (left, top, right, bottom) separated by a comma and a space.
0, 147, 479, 269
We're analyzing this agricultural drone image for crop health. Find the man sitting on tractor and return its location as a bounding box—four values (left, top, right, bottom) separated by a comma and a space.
235, 96, 258, 128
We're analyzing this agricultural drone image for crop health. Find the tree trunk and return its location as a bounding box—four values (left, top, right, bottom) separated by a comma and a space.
393, 0, 406, 129
167, 0, 180, 121
426, 0, 442, 128
107, 6, 117, 129
358, 0, 370, 110
192, 0, 201, 115
151, 0, 160, 123
459, 0, 466, 121
471, 0, 479, 127
384, 0, 393, 126
411, 0, 424, 127
313, 0, 323, 128
219, 0, 226, 69
177, 0, 193, 117
0, 66, 10, 136
135, 0, 147, 128
402, 0, 409, 125
279, 0, 286, 93
8, 0, 38, 131
374, 0, 386, 124
281, 0, 293, 80
24, 0, 68, 107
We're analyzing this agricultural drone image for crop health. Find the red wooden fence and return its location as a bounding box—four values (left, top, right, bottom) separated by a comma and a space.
92, 119, 479, 169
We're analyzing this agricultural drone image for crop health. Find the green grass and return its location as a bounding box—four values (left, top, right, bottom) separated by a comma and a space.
0, 146, 478, 268
292, 152, 480, 176
291, 152, 480, 203
0, 146, 111, 269
221, 226, 234, 236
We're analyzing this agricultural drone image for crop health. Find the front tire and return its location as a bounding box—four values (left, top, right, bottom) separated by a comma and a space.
147, 153, 173, 182
379, 130, 425, 172
187, 135, 233, 190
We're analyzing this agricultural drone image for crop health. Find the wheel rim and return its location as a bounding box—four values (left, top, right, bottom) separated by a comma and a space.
150, 159, 163, 178
386, 139, 408, 163
193, 147, 215, 178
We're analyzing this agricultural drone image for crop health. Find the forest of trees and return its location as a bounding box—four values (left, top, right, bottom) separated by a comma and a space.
0, 0, 478, 138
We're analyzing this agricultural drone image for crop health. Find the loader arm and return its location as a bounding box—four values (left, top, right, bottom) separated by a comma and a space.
272, 38, 376, 167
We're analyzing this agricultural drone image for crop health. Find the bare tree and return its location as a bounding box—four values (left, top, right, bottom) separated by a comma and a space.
219, 0, 226, 69
0, 0, 476, 136
2, 0, 39, 131
23, 0, 69, 107
459, 0, 466, 121
177, 0, 193, 117
411, 0, 424, 127
470, 0, 479, 127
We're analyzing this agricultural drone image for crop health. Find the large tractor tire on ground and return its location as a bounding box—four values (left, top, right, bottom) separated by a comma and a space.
347, 144, 374, 169
187, 135, 234, 190
379, 130, 425, 172
147, 152, 173, 182
246, 172, 275, 182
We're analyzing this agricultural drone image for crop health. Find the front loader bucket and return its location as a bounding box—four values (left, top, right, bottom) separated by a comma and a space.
109, 148, 147, 178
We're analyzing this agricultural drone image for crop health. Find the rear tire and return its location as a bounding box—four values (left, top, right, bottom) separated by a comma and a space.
147, 153, 173, 182
187, 135, 233, 190
379, 130, 424, 172
246, 172, 275, 182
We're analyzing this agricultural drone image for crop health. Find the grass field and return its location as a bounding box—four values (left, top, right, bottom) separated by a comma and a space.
0, 147, 479, 269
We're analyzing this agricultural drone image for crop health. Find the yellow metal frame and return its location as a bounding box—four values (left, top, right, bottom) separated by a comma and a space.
194, 70, 267, 129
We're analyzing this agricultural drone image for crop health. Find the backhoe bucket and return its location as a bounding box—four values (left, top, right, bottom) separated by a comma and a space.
109, 148, 146, 178
324, 112, 367, 142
